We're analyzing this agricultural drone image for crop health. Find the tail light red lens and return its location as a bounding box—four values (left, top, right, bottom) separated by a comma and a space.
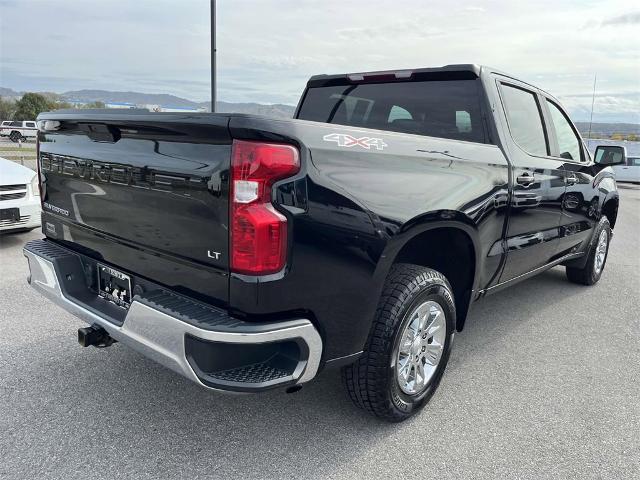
230, 140, 300, 274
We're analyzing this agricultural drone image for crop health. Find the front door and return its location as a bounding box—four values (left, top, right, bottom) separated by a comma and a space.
543, 97, 600, 256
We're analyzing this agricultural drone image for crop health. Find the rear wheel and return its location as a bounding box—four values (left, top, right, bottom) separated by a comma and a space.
566, 217, 611, 285
342, 264, 455, 422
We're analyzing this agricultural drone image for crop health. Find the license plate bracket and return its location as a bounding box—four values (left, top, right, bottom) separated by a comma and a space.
97, 264, 132, 308
0, 208, 20, 221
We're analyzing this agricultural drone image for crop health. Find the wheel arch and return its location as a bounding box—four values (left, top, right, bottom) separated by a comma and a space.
375, 212, 481, 332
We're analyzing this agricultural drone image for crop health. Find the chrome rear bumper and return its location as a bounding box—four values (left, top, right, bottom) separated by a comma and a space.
24, 240, 322, 392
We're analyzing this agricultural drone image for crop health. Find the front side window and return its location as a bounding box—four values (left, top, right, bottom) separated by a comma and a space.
456, 110, 472, 132
628, 157, 640, 166
388, 105, 412, 122
546, 100, 582, 162
500, 84, 548, 156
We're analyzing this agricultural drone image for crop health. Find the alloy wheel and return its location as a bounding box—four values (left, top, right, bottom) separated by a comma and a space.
396, 300, 446, 395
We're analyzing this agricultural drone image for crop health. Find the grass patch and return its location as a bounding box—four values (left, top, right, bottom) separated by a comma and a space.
0, 146, 37, 152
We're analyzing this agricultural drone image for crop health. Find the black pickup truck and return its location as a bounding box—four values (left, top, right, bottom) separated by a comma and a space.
26, 64, 624, 421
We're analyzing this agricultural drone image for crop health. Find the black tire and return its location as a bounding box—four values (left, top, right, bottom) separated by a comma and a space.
9, 131, 22, 142
566, 217, 611, 285
342, 264, 456, 422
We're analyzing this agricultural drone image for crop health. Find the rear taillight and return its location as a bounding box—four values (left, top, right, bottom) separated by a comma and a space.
230, 140, 300, 275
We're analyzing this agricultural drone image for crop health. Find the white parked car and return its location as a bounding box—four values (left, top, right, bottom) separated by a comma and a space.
613, 156, 640, 184
0, 120, 38, 142
0, 156, 41, 233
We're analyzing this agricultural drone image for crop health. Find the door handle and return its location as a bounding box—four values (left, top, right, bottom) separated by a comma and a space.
567, 173, 578, 185
516, 172, 535, 186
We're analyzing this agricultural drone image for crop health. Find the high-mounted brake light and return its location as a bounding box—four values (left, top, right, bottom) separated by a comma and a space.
347, 70, 413, 82
230, 140, 300, 275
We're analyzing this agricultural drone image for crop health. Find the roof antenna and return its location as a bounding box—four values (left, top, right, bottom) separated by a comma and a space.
587, 73, 597, 140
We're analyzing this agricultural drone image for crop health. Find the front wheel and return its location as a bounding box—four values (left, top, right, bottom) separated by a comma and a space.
342, 264, 456, 422
566, 217, 611, 285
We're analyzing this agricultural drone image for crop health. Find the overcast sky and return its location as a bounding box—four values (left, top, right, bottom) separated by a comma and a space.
1, 0, 638, 122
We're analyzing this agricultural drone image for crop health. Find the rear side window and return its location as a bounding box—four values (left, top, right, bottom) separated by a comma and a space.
297, 79, 487, 143
25, 122, 36, 128
500, 84, 548, 156
546, 100, 583, 162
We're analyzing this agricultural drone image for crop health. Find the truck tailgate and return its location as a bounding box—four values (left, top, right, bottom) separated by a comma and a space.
37, 112, 232, 305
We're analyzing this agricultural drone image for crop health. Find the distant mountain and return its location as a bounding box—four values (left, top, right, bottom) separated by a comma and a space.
575, 122, 639, 138
214, 101, 295, 119
58, 90, 296, 118
61, 89, 201, 108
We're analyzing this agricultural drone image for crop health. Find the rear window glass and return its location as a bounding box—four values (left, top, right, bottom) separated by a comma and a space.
297, 79, 487, 143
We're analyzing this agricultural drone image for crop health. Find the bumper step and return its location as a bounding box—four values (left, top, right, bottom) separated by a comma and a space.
139, 290, 250, 332
209, 362, 290, 384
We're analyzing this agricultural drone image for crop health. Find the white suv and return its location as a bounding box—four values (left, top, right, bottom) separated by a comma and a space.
0, 120, 38, 142
0, 156, 41, 233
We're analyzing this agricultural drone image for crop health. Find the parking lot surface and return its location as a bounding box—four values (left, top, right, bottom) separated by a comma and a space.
1, 186, 639, 480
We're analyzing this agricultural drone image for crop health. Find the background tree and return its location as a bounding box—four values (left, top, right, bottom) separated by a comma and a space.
83, 101, 105, 109
0, 96, 17, 120
41, 92, 73, 110
13, 93, 56, 120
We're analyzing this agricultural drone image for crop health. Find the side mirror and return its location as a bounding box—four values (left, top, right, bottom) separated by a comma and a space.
594, 145, 626, 166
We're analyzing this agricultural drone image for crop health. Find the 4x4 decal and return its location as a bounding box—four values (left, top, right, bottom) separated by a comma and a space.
323, 133, 388, 150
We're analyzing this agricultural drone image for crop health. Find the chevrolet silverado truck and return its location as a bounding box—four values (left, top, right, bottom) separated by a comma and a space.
26, 65, 624, 421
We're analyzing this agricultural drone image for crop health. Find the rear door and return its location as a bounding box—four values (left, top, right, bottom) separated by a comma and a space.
496, 80, 566, 282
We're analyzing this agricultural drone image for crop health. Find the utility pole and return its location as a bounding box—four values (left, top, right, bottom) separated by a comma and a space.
587, 73, 597, 140
211, 0, 216, 112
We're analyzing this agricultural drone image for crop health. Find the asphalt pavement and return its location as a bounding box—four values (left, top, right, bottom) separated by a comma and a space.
1, 186, 639, 480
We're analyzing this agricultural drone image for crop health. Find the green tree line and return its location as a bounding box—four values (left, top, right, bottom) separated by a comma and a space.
0, 93, 105, 121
